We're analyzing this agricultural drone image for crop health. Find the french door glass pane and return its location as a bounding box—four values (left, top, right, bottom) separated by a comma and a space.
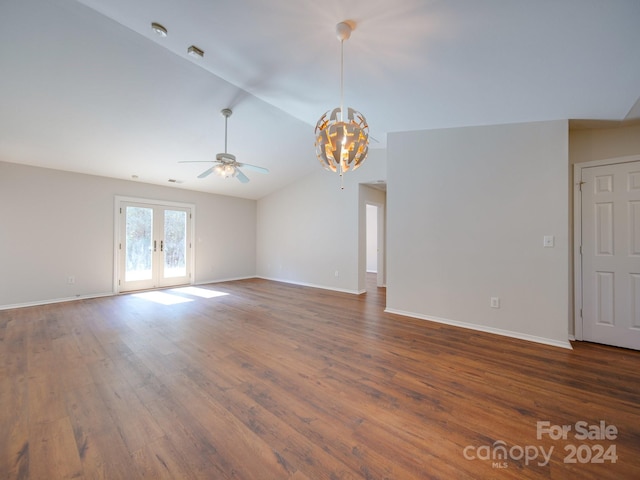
125, 206, 153, 282
164, 210, 187, 278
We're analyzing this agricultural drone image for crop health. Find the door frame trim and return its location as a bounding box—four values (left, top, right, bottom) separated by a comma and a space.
573, 155, 640, 340
113, 196, 196, 294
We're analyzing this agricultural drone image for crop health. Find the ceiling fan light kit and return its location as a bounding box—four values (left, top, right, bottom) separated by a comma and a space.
214, 163, 236, 178
314, 21, 369, 188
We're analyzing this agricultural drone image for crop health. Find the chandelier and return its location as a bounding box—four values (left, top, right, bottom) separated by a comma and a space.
315, 21, 369, 187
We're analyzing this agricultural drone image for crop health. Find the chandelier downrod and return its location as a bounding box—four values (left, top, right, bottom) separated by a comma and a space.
340, 39, 344, 122
336, 21, 351, 122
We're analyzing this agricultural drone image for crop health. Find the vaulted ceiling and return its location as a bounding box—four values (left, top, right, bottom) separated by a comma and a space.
1, 0, 639, 199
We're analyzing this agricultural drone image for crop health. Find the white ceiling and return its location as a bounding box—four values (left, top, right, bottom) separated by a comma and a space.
1, 0, 639, 200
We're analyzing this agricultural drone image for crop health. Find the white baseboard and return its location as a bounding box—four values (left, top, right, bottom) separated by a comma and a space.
384, 308, 573, 350
1, 276, 258, 310
255, 276, 364, 295
0, 292, 114, 311
194, 275, 257, 286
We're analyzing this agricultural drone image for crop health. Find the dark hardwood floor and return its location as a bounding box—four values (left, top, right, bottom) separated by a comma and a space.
1, 275, 639, 479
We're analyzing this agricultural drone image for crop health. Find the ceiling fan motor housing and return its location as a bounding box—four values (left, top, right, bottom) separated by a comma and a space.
216, 152, 236, 163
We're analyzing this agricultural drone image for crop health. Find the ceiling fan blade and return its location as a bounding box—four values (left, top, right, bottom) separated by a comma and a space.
238, 163, 269, 174
198, 166, 216, 178
235, 168, 250, 183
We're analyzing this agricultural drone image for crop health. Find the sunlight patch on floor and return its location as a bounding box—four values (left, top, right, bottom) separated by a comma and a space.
171, 286, 229, 299
131, 286, 230, 305
132, 291, 194, 305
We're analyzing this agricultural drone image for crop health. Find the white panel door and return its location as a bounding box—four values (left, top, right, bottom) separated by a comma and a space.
581, 161, 640, 350
119, 202, 192, 292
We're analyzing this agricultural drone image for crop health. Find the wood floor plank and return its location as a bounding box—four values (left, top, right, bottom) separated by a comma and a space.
27, 372, 68, 425
229, 392, 359, 479
51, 334, 95, 391
130, 435, 199, 479
225, 349, 458, 479
0, 375, 29, 480
1, 313, 30, 480
65, 383, 142, 479
28, 417, 83, 480
93, 379, 165, 453
1, 276, 639, 479
140, 393, 231, 479
165, 371, 294, 479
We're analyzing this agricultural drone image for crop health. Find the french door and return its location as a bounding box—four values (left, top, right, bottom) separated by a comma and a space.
118, 201, 192, 292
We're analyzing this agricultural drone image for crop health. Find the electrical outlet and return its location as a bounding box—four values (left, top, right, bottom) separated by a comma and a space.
334, 270, 339, 277
490, 297, 500, 308
67, 276, 75, 285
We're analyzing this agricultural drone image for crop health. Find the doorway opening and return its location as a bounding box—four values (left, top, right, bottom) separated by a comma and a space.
361, 183, 386, 292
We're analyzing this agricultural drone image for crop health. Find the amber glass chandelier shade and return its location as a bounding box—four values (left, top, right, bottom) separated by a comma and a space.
315, 107, 369, 173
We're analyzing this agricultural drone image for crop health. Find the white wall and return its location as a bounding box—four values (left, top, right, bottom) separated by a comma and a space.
0, 161, 256, 307
570, 123, 640, 165
256, 149, 387, 293
386, 120, 570, 347
366, 204, 378, 272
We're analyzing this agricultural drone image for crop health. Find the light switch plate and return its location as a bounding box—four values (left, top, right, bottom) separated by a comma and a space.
543, 235, 554, 248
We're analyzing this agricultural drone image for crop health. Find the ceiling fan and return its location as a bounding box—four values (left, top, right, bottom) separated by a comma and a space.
179, 108, 269, 183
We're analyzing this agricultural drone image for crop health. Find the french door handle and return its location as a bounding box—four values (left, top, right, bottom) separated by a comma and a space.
154, 240, 157, 252
160, 240, 164, 252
